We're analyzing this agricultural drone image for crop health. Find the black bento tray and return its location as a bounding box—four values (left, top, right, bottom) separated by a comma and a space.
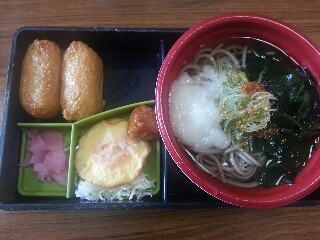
1, 27, 320, 210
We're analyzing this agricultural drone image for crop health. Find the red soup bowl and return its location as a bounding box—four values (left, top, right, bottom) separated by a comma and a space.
155, 12, 320, 208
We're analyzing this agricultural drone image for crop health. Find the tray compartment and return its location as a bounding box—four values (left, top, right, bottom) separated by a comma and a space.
0, 27, 185, 209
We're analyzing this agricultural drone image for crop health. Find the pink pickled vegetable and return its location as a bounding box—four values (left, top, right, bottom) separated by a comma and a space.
42, 131, 64, 150
33, 163, 49, 181
19, 152, 32, 167
20, 129, 69, 186
28, 135, 46, 153
52, 169, 68, 186
31, 150, 47, 164
43, 150, 66, 174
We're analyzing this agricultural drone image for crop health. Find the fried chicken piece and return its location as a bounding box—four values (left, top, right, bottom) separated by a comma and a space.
127, 105, 160, 141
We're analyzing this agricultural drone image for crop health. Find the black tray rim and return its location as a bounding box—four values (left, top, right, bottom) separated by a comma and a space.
1, 26, 320, 211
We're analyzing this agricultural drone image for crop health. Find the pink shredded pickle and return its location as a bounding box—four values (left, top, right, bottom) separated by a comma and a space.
19, 129, 69, 187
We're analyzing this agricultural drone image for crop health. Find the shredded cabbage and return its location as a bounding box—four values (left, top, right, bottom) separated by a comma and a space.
75, 173, 156, 201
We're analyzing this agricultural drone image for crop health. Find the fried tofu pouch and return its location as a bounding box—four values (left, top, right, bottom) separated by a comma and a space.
19, 39, 62, 119
74, 119, 151, 189
60, 41, 105, 121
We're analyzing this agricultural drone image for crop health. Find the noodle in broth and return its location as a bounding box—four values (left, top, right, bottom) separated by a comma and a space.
169, 42, 277, 188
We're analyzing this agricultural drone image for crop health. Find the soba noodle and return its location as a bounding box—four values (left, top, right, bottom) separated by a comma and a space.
169, 43, 276, 188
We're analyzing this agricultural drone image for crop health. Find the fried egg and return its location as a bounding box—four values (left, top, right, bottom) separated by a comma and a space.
74, 119, 151, 189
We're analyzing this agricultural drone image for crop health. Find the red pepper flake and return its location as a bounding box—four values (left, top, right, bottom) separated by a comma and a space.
256, 128, 279, 139
241, 81, 265, 94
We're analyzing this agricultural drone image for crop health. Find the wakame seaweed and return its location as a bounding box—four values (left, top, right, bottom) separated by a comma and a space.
238, 41, 320, 187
